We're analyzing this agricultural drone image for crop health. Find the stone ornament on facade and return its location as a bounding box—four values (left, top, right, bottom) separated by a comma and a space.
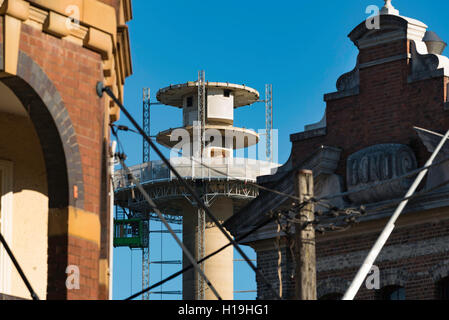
409, 38, 449, 82
227, 0, 449, 301
381, 0, 399, 16
346, 144, 418, 204
336, 55, 360, 92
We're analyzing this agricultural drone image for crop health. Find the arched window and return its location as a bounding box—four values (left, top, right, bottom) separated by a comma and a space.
437, 277, 449, 300
378, 285, 405, 300
319, 293, 343, 300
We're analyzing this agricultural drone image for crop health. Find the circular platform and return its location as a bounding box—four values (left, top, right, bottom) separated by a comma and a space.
156, 82, 260, 108
113, 158, 280, 216
156, 125, 260, 150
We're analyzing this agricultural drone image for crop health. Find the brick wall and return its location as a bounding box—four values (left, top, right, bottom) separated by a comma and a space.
265, 19, 449, 300
18, 22, 106, 299
67, 237, 101, 300
316, 216, 449, 300
256, 217, 449, 300
0, 0, 130, 300
19, 23, 105, 215
256, 246, 295, 300
292, 39, 447, 181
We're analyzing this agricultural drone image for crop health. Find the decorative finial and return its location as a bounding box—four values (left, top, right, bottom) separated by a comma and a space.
381, 0, 399, 16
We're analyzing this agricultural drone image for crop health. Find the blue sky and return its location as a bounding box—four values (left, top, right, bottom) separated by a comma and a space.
112, 0, 449, 300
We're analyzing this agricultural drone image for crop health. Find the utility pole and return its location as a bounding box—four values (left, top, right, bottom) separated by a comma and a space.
294, 169, 317, 300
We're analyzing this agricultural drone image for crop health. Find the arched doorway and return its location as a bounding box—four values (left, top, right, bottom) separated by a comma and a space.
0, 50, 84, 299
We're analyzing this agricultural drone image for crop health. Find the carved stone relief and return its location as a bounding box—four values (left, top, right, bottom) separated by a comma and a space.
346, 144, 417, 204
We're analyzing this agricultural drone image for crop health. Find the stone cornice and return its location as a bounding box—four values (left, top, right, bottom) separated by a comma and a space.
27, 0, 117, 38
349, 14, 427, 50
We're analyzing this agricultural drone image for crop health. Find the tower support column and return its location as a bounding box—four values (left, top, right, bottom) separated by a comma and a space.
182, 197, 234, 300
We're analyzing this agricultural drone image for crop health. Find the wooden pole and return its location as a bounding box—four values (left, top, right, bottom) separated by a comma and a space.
294, 169, 317, 300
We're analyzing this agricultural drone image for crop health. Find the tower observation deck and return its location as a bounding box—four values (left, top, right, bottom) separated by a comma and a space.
114, 78, 279, 300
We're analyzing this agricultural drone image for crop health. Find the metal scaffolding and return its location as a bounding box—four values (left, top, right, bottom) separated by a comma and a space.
114, 74, 269, 301
197, 70, 207, 300
265, 84, 273, 162
141, 88, 151, 300
143, 88, 151, 163
141, 220, 150, 301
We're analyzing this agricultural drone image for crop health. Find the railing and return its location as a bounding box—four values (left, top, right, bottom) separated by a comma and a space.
114, 158, 279, 190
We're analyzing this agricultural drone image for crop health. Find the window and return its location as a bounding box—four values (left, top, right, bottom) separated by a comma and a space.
319, 293, 343, 300
437, 277, 449, 300
378, 285, 405, 300
187, 96, 193, 107
224, 90, 231, 98
210, 149, 228, 158
0, 161, 13, 295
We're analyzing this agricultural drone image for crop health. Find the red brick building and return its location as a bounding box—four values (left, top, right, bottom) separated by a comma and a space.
225, 2, 449, 300
0, 0, 132, 299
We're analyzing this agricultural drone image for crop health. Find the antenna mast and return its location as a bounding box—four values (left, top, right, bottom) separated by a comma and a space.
142, 88, 151, 300
143, 88, 151, 163
265, 84, 273, 162
197, 70, 206, 300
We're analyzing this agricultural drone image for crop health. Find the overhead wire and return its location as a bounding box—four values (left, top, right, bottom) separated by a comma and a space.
111, 124, 333, 209
0, 232, 39, 300
105, 85, 449, 300
316, 154, 449, 202
124, 211, 279, 300
121, 145, 362, 236
113, 118, 449, 209
115, 116, 449, 299
111, 126, 223, 300
101, 84, 282, 300
359, 175, 449, 216
124, 197, 361, 300
120, 157, 223, 300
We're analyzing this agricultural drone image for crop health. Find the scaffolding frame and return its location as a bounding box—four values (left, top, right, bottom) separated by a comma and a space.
115, 75, 268, 301
265, 84, 273, 162
141, 88, 151, 300
197, 70, 207, 300
143, 88, 151, 163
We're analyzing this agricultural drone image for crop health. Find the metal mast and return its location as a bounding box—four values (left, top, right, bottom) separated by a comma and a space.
143, 88, 151, 163
198, 70, 206, 157
141, 218, 150, 300
265, 84, 273, 162
142, 88, 151, 300
197, 70, 206, 300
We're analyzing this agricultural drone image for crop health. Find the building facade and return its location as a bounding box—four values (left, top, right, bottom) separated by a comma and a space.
0, 0, 132, 300
225, 2, 449, 300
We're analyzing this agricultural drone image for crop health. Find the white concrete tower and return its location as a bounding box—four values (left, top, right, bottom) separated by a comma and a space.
156, 81, 261, 159
157, 80, 273, 300
114, 79, 279, 300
